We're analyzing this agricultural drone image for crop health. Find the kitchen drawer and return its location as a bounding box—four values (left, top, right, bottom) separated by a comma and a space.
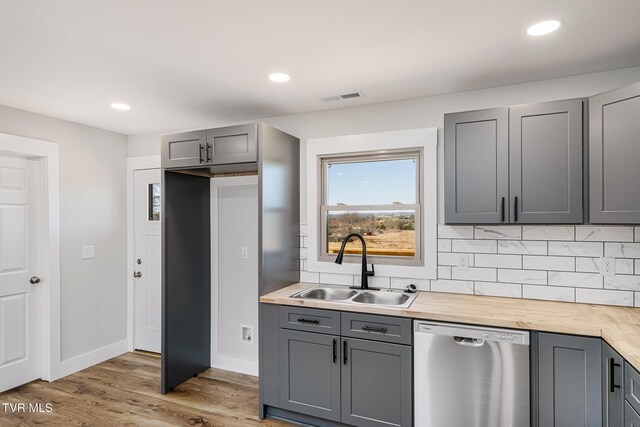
626, 362, 640, 415
341, 312, 412, 345
626, 401, 640, 426
280, 306, 340, 335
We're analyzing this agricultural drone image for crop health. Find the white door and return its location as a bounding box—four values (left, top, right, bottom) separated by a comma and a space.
0, 155, 42, 393
133, 169, 162, 353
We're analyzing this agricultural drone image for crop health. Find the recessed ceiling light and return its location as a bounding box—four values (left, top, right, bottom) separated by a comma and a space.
110, 102, 131, 111
527, 20, 562, 36
268, 72, 290, 83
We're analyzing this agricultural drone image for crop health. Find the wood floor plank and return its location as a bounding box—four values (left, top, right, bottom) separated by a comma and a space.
0, 353, 291, 427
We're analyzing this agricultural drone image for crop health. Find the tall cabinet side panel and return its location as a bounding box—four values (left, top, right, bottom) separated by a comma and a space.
162, 171, 211, 394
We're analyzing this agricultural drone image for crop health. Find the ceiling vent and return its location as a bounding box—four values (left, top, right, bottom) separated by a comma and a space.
321, 91, 365, 102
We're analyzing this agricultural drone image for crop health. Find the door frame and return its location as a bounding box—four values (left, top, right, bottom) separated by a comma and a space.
0, 132, 60, 382
126, 155, 161, 351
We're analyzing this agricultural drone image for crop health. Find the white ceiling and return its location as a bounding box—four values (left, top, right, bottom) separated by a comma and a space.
1, 0, 639, 135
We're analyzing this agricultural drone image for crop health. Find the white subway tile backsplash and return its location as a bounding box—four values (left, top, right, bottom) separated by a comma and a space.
636, 260, 640, 274
452, 267, 497, 282
474, 282, 522, 298
319, 273, 353, 286
354, 275, 391, 289
616, 259, 635, 275
548, 241, 603, 257
438, 225, 474, 239
498, 240, 547, 255
430, 279, 474, 294
573, 257, 632, 274
523, 256, 575, 272
605, 243, 640, 258
575, 288, 634, 307
636, 227, 640, 242
498, 269, 547, 285
437, 252, 461, 266
604, 275, 640, 291
299, 247, 308, 259
438, 239, 452, 252
636, 292, 640, 308
522, 226, 575, 241
575, 226, 635, 242
474, 254, 522, 269
390, 277, 430, 291
438, 266, 452, 279
522, 285, 575, 302
452, 239, 497, 254
300, 271, 320, 283
474, 226, 522, 240
548, 271, 603, 289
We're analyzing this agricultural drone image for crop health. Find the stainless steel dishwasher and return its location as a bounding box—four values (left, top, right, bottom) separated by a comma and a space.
414, 321, 530, 427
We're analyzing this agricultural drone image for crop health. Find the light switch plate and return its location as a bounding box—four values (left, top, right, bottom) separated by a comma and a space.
241, 247, 249, 259
599, 257, 615, 277
81, 245, 95, 259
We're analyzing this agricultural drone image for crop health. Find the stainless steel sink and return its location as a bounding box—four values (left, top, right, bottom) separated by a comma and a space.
291, 286, 417, 308
352, 291, 411, 307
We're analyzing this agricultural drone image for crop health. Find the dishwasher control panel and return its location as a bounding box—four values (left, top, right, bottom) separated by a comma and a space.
415, 321, 529, 345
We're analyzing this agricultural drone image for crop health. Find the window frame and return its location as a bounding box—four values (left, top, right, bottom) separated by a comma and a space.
318, 148, 424, 267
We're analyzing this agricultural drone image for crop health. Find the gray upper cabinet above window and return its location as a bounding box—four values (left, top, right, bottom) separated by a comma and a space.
206, 123, 257, 165
161, 130, 207, 169
444, 108, 509, 224
589, 82, 640, 224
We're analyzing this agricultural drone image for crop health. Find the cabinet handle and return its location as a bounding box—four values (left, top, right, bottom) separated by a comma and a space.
343, 340, 348, 364
362, 326, 387, 334
333, 339, 337, 363
296, 318, 319, 324
199, 144, 205, 163
610, 358, 621, 393
206, 143, 213, 163
501, 197, 505, 222
514, 197, 518, 222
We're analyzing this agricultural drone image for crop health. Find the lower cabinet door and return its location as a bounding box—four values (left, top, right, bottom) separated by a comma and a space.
280, 329, 341, 421
603, 341, 624, 427
626, 402, 640, 427
341, 337, 412, 427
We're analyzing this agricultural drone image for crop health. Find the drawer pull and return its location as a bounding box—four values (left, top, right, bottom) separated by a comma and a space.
297, 318, 320, 325
362, 326, 388, 334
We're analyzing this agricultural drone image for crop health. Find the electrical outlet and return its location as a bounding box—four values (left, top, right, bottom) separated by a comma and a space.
241, 325, 253, 343
600, 257, 615, 277
456, 254, 469, 271
241, 247, 249, 259
81, 245, 95, 259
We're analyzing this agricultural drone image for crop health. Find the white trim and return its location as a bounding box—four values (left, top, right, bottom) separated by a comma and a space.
126, 155, 161, 351
0, 132, 60, 381
210, 175, 259, 376
306, 128, 438, 280
57, 339, 128, 379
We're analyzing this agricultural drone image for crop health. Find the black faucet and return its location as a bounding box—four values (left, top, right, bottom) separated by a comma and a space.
334, 232, 377, 290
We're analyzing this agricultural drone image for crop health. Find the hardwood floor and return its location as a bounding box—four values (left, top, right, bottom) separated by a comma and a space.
0, 352, 292, 426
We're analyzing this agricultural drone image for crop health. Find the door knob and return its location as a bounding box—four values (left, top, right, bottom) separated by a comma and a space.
133, 271, 142, 278
30, 276, 41, 284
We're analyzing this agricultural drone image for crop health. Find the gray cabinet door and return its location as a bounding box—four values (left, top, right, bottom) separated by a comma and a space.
161, 130, 206, 169
444, 108, 509, 224
341, 338, 412, 427
603, 341, 624, 427
626, 402, 640, 427
626, 362, 640, 416
589, 82, 640, 223
206, 124, 258, 165
510, 99, 584, 224
280, 329, 341, 421
538, 333, 602, 426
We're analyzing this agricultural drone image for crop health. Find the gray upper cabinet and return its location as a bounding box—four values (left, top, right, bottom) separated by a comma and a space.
589, 82, 640, 223
603, 341, 624, 427
341, 338, 412, 427
279, 329, 341, 421
444, 108, 509, 224
206, 123, 258, 165
538, 332, 602, 426
161, 130, 207, 169
510, 99, 584, 224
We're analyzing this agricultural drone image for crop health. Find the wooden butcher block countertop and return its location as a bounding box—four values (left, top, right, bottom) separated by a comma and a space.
261, 282, 640, 372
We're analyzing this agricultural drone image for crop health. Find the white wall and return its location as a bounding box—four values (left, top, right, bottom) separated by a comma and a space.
0, 104, 128, 362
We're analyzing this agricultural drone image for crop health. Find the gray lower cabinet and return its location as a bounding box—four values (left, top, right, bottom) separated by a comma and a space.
509, 99, 584, 224
626, 402, 640, 427
626, 362, 640, 418
341, 338, 412, 427
603, 341, 624, 426
589, 82, 640, 223
161, 130, 207, 169
444, 108, 509, 224
538, 332, 602, 426
280, 329, 341, 421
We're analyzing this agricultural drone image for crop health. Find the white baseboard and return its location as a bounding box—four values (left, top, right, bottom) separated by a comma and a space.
211, 354, 258, 376
53, 339, 128, 381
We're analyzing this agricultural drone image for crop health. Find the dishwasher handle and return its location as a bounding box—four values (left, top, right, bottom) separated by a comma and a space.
454, 336, 485, 347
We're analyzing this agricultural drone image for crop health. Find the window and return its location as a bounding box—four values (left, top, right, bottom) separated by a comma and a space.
148, 183, 160, 221
319, 150, 422, 266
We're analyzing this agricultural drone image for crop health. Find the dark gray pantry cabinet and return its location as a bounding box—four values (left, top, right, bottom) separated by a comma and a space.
261, 304, 412, 427
444, 98, 585, 224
